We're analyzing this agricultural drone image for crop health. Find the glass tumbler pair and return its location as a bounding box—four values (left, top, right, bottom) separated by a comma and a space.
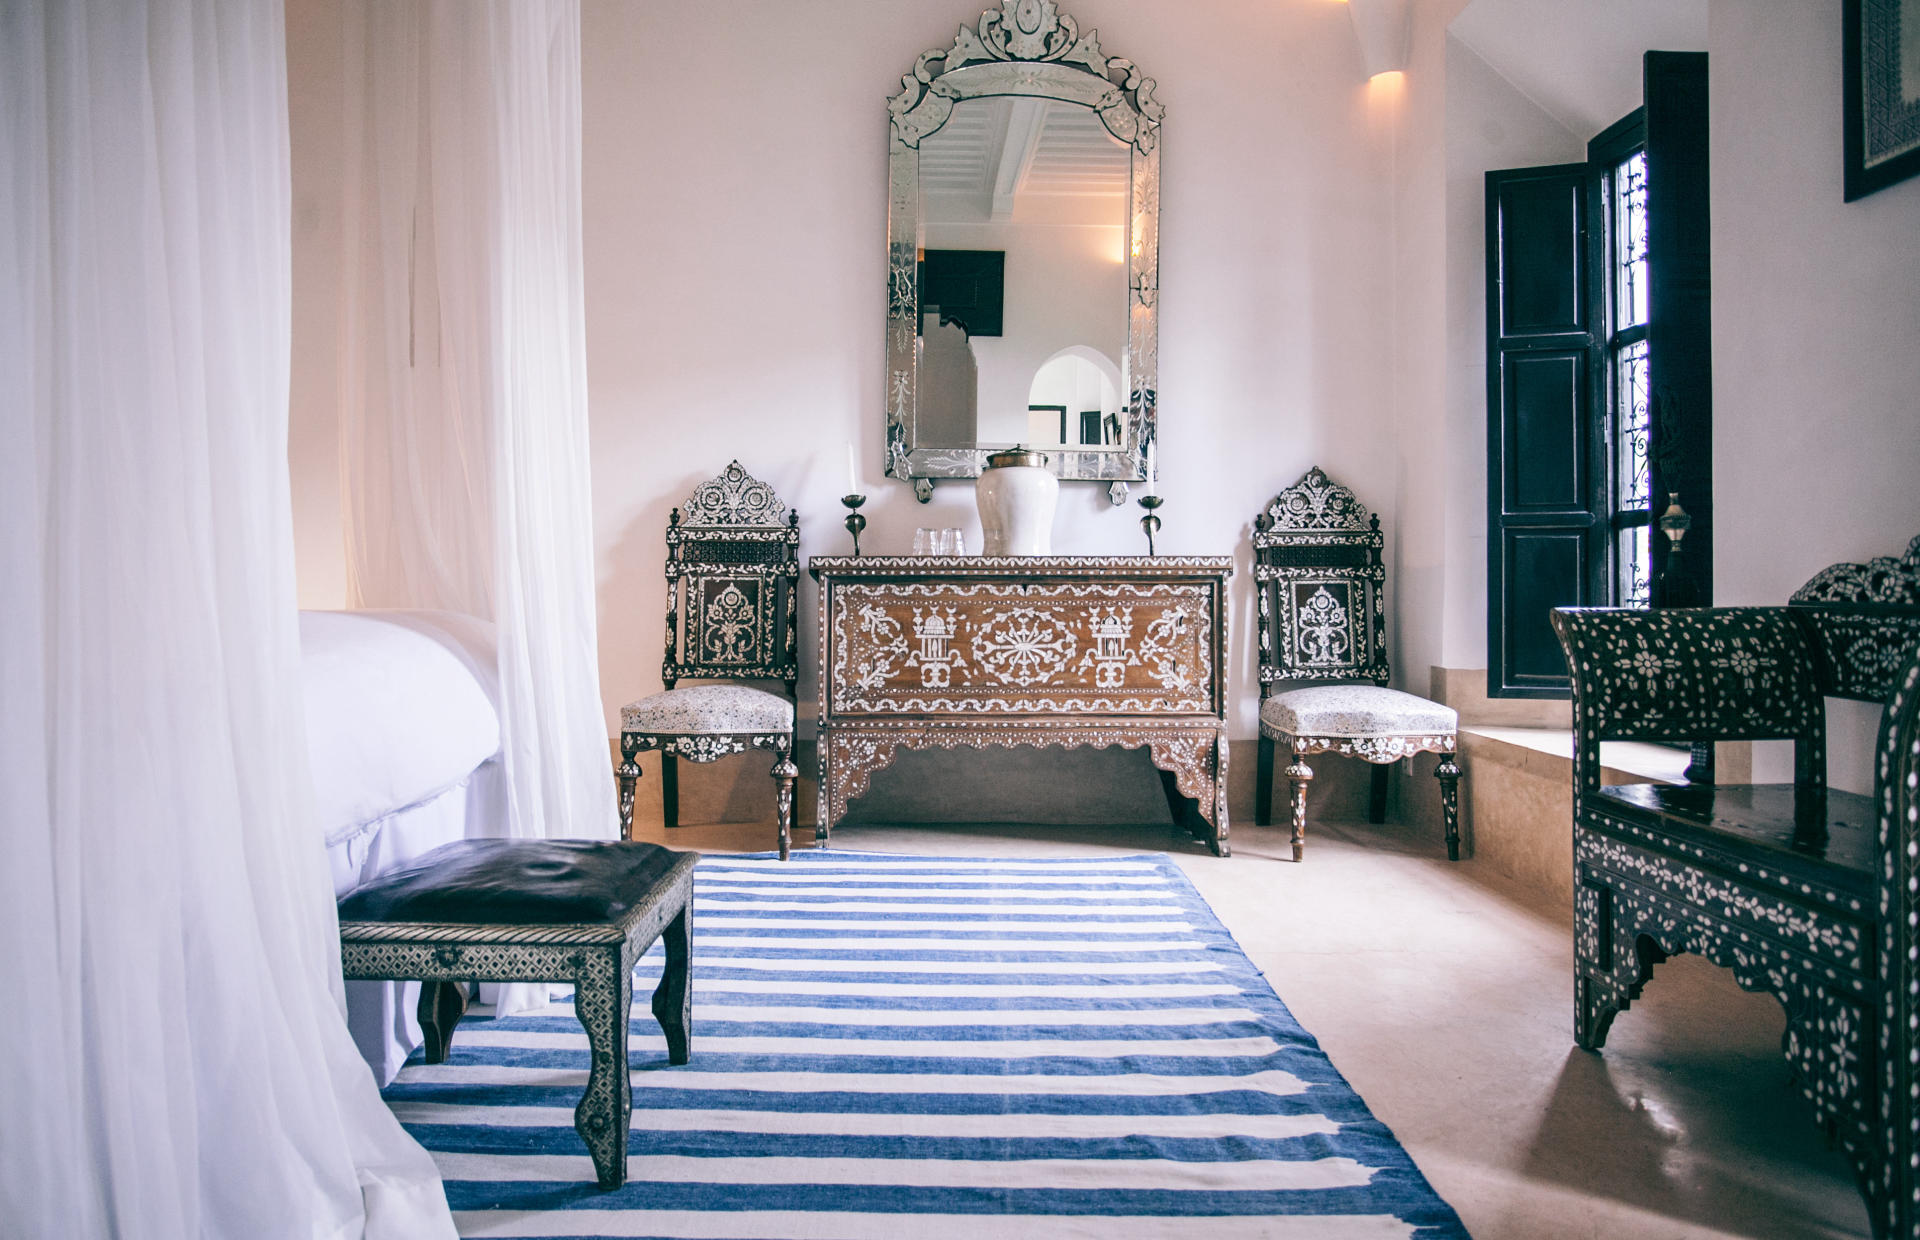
912, 527, 967, 555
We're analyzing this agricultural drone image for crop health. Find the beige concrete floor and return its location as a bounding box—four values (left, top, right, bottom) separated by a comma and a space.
628, 810, 1871, 1240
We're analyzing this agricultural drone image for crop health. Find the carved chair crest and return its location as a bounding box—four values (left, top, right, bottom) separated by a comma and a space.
664, 462, 800, 694
1253, 466, 1389, 691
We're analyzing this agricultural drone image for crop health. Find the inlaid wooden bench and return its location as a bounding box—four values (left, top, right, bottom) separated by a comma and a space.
337, 838, 697, 1188
1552, 536, 1920, 1238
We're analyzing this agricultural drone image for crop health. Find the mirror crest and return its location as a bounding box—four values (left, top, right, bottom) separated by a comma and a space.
885, 0, 1162, 504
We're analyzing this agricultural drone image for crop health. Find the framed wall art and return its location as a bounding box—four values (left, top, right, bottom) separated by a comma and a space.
1844, 0, 1920, 200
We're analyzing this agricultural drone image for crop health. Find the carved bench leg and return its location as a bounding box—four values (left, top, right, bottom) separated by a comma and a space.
1435, 751, 1460, 861
771, 743, 798, 863
416, 980, 469, 1064
1575, 974, 1620, 1051
1255, 734, 1275, 826
1285, 756, 1313, 862
575, 945, 633, 1189
651, 905, 692, 1066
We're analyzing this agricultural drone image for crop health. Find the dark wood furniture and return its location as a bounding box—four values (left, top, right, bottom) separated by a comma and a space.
1252, 467, 1460, 861
809, 555, 1233, 855
617, 462, 801, 858
337, 839, 698, 1189
1551, 535, 1920, 1237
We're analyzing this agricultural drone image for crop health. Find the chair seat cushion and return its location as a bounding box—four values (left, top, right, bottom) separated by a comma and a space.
1261, 685, 1457, 739
336, 838, 686, 925
620, 685, 794, 736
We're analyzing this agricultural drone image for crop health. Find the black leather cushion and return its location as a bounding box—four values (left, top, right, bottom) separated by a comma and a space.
337, 839, 688, 925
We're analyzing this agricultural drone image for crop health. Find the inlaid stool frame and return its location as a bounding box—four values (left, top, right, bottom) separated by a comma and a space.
1252, 467, 1460, 861
337, 849, 698, 1190
618, 463, 802, 858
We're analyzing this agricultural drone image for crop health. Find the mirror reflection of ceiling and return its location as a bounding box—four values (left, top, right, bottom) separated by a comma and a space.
920, 98, 1129, 226
1449, 0, 1706, 139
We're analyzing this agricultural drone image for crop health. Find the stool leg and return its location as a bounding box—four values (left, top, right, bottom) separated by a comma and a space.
416, 980, 468, 1063
1285, 756, 1313, 863
1255, 734, 1275, 826
1436, 750, 1461, 861
1369, 763, 1389, 825
575, 945, 632, 1189
651, 906, 692, 1065
662, 752, 680, 829
771, 740, 797, 862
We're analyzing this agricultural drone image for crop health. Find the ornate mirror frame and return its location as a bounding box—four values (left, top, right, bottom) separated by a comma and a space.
885, 0, 1163, 505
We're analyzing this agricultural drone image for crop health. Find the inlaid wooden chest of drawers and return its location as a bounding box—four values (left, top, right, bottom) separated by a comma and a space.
809, 556, 1233, 855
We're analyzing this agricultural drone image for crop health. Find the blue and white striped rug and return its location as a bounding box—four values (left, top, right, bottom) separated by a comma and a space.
383, 851, 1467, 1239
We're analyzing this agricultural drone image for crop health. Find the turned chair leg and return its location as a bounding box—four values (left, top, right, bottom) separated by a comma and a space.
1255, 734, 1275, 826
1368, 763, 1389, 824
661, 751, 679, 829
771, 740, 797, 862
616, 753, 640, 841
1435, 750, 1461, 861
1285, 756, 1313, 862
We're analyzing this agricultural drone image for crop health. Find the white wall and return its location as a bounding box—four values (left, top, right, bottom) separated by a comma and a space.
1709, 0, 1920, 789
1437, 35, 1582, 669
576, 0, 1395, 739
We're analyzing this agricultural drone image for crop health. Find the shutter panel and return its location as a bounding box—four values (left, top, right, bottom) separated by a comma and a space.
1486, 164, 1603, 697
1643, 51, 1712, 607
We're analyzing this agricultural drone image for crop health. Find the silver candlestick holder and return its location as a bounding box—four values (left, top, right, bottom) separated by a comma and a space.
841, 494, 867, 556
1136, 493, 1164, 556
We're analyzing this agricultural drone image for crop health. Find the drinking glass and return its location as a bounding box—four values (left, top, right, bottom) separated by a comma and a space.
947, 528, 967, 556
913, 527, 931, 555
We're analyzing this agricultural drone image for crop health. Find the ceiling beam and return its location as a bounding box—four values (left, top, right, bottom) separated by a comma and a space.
991, 98, 1050, 221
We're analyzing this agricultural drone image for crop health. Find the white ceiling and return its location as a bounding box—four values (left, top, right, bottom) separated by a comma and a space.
920, 98, 1129, 224
1448, 0, 1707, 141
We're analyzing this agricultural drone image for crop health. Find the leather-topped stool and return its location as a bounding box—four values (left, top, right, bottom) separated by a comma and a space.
337, 838, 697, 1188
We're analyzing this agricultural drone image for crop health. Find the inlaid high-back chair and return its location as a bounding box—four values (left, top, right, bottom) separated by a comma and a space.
1253, 466, 1461, 862
617, 462, 802, 858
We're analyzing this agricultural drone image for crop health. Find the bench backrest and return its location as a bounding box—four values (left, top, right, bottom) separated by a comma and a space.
1789, 533, 1920, 702
1551, 606, 1825, 795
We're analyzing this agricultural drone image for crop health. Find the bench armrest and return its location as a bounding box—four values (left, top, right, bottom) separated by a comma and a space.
1551, 606, 1824, 795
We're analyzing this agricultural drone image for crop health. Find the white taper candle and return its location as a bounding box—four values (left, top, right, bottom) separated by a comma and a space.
845, 441, 859, 496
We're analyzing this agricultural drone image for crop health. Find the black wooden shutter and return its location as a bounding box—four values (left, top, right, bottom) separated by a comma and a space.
1486, 164, 1603, 697
1643, 51, 1712, 607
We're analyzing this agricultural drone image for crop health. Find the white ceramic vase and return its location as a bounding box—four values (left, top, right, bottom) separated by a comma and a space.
977, 446, 1058, 556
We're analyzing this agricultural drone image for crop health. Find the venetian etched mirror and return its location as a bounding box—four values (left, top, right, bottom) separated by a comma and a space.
886, 0, 1162, 504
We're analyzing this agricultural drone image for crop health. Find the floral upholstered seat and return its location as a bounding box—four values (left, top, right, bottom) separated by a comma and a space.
1260, 686, 1458, 742
621, 685, 795, 736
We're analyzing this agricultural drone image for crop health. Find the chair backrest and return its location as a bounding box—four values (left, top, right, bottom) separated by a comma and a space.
663, 462, 800, 697
1252, 466, 1389, 695
1788, 533, 1920, 702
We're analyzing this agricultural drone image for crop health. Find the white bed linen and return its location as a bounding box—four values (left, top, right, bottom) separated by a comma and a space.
303, 609, 508, 1082
301, 609, 503, 848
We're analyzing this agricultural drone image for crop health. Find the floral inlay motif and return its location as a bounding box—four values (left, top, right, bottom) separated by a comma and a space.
700, 583, 757, 663
1297, 586, 1350, 665
974, 607, 1079, 687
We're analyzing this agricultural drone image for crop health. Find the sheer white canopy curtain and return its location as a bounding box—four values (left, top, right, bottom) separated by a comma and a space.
337, 0, 617, 910
1, 1, 455, 1237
